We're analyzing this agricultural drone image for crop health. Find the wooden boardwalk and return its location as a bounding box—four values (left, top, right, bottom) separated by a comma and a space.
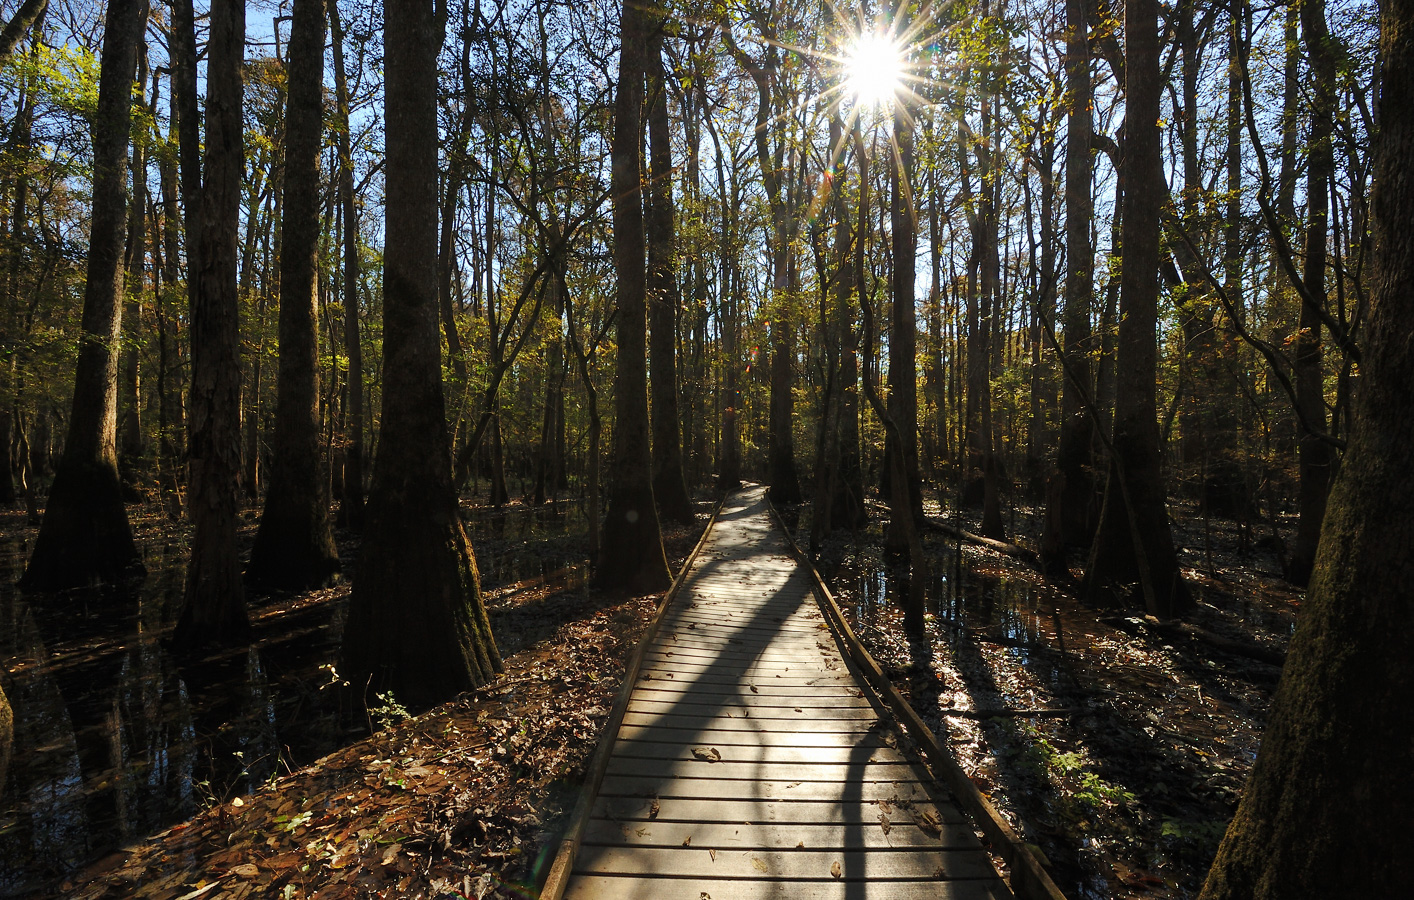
561, 487, 1014, 900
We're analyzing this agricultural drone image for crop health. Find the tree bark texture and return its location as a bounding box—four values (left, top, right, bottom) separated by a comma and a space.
341, 0, 502, 706
596, 0, 671, 593
1083, 0, 1188, 616
174, 0, 250, 649
20, 0, 146, 591
1043, 0, 1098, 574
646, 31, 694, 525
1285, 0, 1337, 587
886, 90, 924, 554
329, 0, 364, 530
1199, 4, 1414, 889
248, 0, 340, 592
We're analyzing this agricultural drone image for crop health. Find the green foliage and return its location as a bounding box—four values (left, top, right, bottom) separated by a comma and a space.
369, 690, 412, 731
4, 43, 100, 120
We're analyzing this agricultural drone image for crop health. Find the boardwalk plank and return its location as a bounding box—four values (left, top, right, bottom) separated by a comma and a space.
575, 846, 998, 880
581, 819, 981, 849
565, 876, 1011, 900
592, 796, 967, 826
559, 487, 1012, 900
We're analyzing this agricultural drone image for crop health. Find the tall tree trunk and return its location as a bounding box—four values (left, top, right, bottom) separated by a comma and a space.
817, 111, 866, 534
341, 0, 501, 706
1199, 4, 1414, 887
646, 31, 694, 524
1, 79, 33, 507
157, 82, 185, 518
329, 0, 363, 529
248, 0, 340, 591
886, 84, 923, 551
595, 0, 671, 593
118, 45, 149, 491
1083, 0, 1189, 616
1043, 0, 1097, 575
1285, 0, 1336, 586
533, 259, 565, 506
170, 0, 200, 267
19, 0, 147, 591
173, 0, 251, 648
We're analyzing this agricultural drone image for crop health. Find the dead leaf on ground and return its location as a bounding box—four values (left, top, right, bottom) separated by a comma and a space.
752, 858, 768, 873
682, 835, 692, 847
879, 814, 891, 835
708, 848, 717, 861
831, 860, 843, 878
692, 747, 722, 762
649, 798, 661, 819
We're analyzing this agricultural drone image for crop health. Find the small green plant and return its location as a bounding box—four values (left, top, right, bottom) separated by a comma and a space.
369, 690, 411, 731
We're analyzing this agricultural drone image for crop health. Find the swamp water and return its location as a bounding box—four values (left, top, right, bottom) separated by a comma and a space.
0, 500, 587, 896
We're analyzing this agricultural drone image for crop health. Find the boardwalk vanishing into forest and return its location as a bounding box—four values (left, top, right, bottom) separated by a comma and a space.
547, 487, 1021, 900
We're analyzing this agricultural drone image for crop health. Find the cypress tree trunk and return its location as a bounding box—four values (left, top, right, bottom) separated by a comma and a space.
1043, 0, 1097, 576
886, 79, 923, 554
1285, 0, 1337, 587
329, 0, 363, 530
20, 0, 146, 591
118, 45, 149, 492
1199, 5, 1414, 888
595, 0, 671, 593
248, 0, 341, 592
1083, 0, 1188, 616
646, 30, 694, 525
174, 0, 251, 649
817, 111, 866, 535
533, 267, 564, 506
341, 0, 502, 706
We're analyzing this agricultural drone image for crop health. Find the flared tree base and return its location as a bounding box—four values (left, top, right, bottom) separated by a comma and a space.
247, 502, 341, 593
341, 492, 502, 709
595, 484, 672, 594
20, 458, 144, 591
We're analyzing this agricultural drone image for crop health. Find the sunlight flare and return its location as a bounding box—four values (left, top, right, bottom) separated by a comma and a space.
844, 31, 905, 107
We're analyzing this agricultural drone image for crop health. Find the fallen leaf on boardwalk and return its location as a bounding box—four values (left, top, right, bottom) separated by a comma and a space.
749, 685, 759, 693
933, 866, 947, 879
916, 810, 942, 836
682, 835, 692, 847
692, 747, 722, 762
796, 841, 805, 848
701, 893, 711, 900
752, 858, 769, 873
708, 848, 717, 861
879, 814, 891, 835
831, 860, 843, 878
650, 798, 661, 819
